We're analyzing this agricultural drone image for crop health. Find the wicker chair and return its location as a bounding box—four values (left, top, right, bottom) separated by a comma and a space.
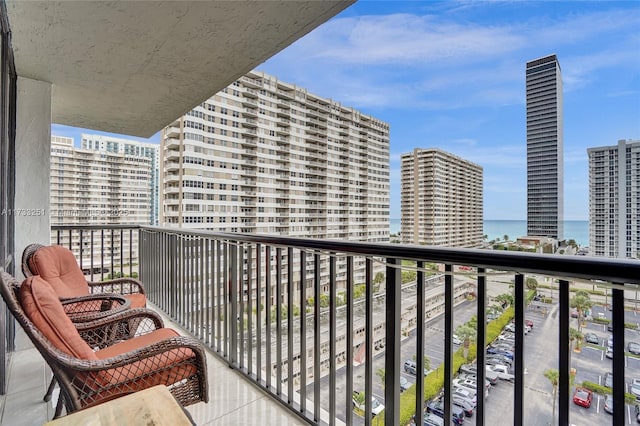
22, 243, 147, 310
0, 271, 208, 418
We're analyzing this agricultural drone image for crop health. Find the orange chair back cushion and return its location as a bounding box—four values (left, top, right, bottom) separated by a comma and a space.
28, 245, 89, 298
20, 276, 97, 360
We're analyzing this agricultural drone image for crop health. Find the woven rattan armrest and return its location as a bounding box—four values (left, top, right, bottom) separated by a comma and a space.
87, 278, 145, 296
60, 294, 131, 322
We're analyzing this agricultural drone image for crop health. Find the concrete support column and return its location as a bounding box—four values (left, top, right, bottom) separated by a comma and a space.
14, 77, 51, 278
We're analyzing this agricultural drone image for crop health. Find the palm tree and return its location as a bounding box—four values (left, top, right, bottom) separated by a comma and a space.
570, 293, 593, 332
495, 293, 514, 308
455, 323, 476, 360
525, 277, 538, 291
569, 327, 583, 352
544, 369, 559, 425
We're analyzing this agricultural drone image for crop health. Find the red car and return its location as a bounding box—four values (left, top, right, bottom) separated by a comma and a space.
573, 388, 593, 408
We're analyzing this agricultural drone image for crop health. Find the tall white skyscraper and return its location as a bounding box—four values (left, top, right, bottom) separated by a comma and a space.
526, 54, 564, 239
588, 139, 640, 258
400, 148, 483, 247
160, 70, 390, 285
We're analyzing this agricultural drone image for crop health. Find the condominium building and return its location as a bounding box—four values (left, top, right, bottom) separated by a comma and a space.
50, 135, 156, 271
160, 70, 390, 286
526, 54, 564, 239
400, 148, 483, 247
588, 139, 640, 258
81, 134, 160, 225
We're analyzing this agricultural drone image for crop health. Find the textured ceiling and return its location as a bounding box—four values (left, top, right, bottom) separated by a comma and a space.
6, 1, 353, 137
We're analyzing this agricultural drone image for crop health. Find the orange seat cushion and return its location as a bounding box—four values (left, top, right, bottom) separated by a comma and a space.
125, 293, 146, 309
28, 246, 89, 298
94, 328, 196, 394
20, 276, 97, 360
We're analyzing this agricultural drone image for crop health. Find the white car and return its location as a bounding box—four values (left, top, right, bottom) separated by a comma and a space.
631, 379, 640, 399
453, 334, 462, 345
352, 391, 384, 416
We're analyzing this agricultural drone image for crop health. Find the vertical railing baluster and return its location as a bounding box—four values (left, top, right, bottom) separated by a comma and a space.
216, 240, 222, 352
205, 238, 211, 346
265, 246, 272, 390
230, 242, 238, 366
89, 230, 94, 281
329, 255, 336, 425
119, 229, 124, 278
443, 264, 453, 426
415, 260, 425, 426
276, 247, 282, 395
169, 233, 177, 318
256, 243, 262, 382
239, 243, 245, 366
612, 286, 625, 426
313, 253, 321, 422
384, 257, 401, 426
79, 229, 84, 274
558, 278, 569, 426
476, 267, 487, 426
100, 229, 104, 282
190, 236, 195, 333
345, 256, 353, 426
299, 250, 307, 414
514, 274, 524, 426
198, 238, 204, 341
110, 229, 114, 282
364, 258, 373, 426
223, 241, 229, 358
247, 244, 253, 374
287, 247, 294, 403
129, 228, 133, 278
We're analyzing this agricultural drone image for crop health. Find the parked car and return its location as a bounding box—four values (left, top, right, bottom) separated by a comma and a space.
452, 334, 462, 345
629, 342, 640, 355
400, 376, 411, 392
606, 348, 614, 359
572, 387, 593, 408
486, 356, 512, 367
427, 400, 465, 425
404, 359, 429, 376
570, 309, 579, 318
604, 394, 613, 414
352, 391, 384, 416
604, 372, 613, 388
423, 412, 444, 426
635, 405, 640, 423
584, 332, 599, 345
459, 364, 477, 375
450, 395, 474, 417
452, 387, 477, 407
504, 323, 516, 333
486, 347, 514, 360
488, 364, 515, 382
631, 379, 640, 399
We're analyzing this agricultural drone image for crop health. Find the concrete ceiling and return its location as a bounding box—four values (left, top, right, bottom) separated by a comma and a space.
6, 1, 354, 137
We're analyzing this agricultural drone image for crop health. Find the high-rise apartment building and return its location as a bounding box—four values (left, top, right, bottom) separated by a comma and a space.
400, 148, 483, 247
50, 135, 156, 270
81, 134, 160, 225
588, 139, 640, 258
160, 70, 390, 285
526, 54, 564, 239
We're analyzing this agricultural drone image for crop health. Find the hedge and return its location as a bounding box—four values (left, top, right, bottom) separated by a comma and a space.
580, 381, 637, 404
372, 304, 517, 425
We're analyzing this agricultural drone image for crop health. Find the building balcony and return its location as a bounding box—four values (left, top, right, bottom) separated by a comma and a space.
3, 224, 632, 426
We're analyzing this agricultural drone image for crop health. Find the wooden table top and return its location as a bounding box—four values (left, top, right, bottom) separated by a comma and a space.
45, 385, 195, 426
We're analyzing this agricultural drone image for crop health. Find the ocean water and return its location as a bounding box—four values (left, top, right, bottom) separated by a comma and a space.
390, 219, 589, 247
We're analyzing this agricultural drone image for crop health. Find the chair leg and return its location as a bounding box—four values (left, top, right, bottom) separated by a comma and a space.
53, 395, 64, 419
43, 376, 56, 402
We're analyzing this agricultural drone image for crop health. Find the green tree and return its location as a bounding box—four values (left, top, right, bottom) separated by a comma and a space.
352, 390, 365, 412
503, 234, 509, 242
570, 293, 593, 332
569, 327, 583, 351
525, 277, 538, 291
373, 272, 385, 285
544, 369, 559, 425
455, 323, 476, 359
495, 293, 514, 308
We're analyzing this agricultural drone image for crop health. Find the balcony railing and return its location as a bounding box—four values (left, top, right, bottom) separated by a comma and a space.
50, 224, 640, 426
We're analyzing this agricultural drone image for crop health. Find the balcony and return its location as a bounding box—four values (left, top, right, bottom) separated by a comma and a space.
3, 225, 634, 426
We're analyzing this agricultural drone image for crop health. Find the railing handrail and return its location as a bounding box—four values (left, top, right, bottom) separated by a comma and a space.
138, 225, 640, 285
52, 224, 141, 231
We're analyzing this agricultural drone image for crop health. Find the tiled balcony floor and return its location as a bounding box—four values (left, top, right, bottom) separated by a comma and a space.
0, 302, 306, 425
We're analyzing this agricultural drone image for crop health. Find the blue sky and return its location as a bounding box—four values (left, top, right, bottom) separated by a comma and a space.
53, 1, 640, 220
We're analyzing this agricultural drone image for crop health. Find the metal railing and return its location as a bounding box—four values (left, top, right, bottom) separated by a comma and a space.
53, 224, 640, 426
